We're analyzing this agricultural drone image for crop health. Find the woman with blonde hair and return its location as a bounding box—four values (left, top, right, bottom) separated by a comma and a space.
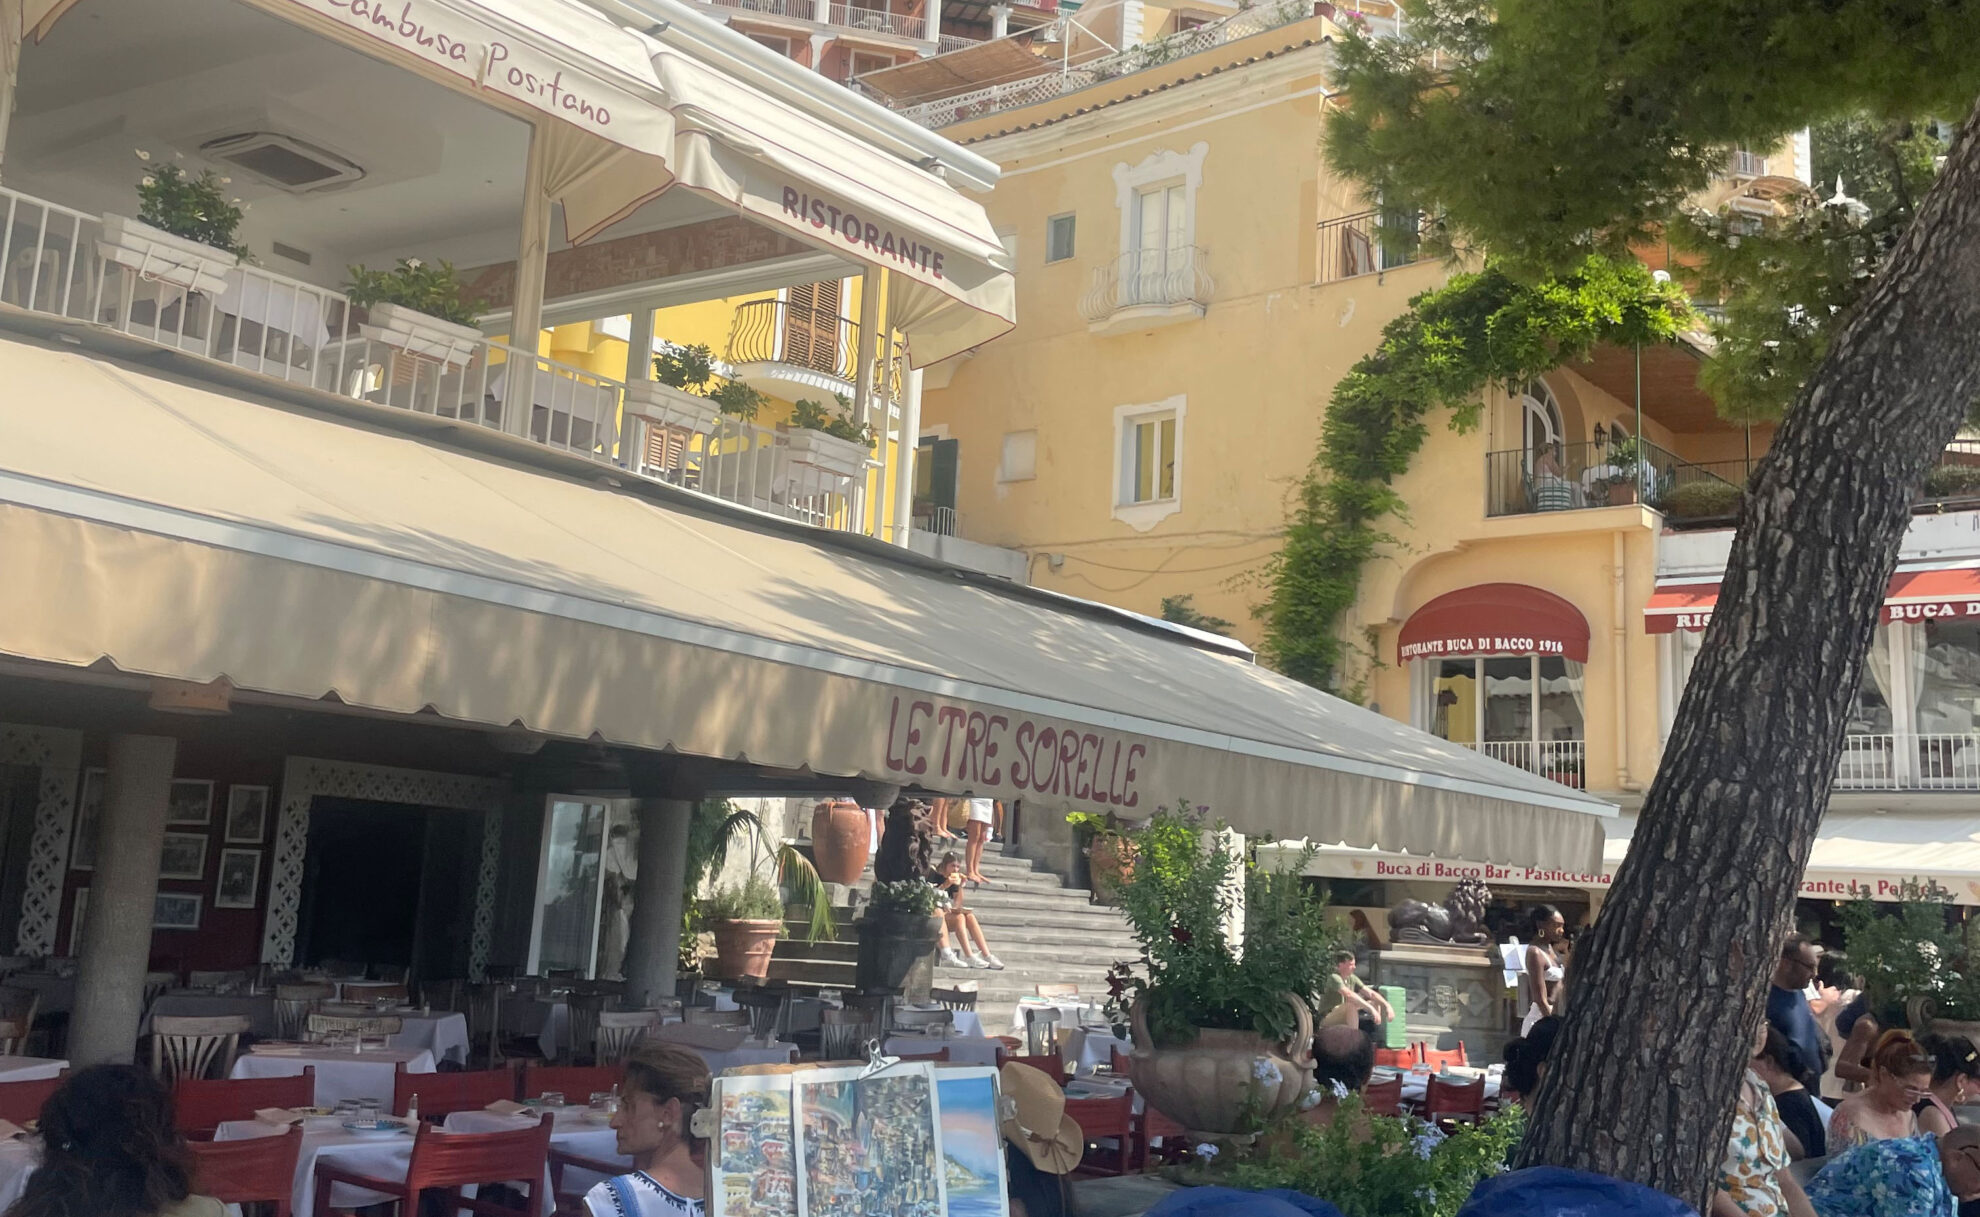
1826, 1029, 1933, 1153
586, 1044, 712, 1216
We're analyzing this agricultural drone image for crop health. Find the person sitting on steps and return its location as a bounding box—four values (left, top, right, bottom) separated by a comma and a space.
929, 852, 1004, 970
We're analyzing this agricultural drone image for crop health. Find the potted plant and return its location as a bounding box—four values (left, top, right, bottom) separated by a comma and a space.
1840, 879, 1980, 1037
1109, 803, 1345, 1135
625, 343, 769, 440
810, 799, 871, 886
786, 394, 876, 480
680, 800, 837, 989
855, 879, 943, 996
705, 875, 785, 982
99, 153, 247, 295
1067, 811, 1135, 904
345, 257, 485, 367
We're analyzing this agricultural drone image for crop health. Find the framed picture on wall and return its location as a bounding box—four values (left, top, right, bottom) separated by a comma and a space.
153, 892, 201, 931
70, 768, 105, 871
159, 832, 209, 881
68, 888, 87, 955
214, 849, 261, 909
224, 786, 270, 844
167, 780, 214, 826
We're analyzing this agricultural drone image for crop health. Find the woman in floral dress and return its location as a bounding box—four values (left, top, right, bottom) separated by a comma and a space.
1713, 1019, 1818, 1217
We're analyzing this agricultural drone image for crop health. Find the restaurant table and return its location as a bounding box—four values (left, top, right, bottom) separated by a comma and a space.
884, 1033, 1001, 1067
232, 1045, 436, 1109
3, 974, 72, 1016
1389, 1066, 1503, 1107
145, 991, 279, 1037
215, 1105, 625, 1217
1007, 997, 1096, 1039
335, 980, 406, 1002
449, 1107, 628, 1204
386, 1012, 470, 1066
214, 268, 330, 351
0, 1057, 67, 1083
1060, 1027, 1131, 1076
503, 994, 568, 1060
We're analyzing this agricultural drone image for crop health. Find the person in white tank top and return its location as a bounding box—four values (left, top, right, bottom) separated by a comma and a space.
1520, 904, 1566, 1035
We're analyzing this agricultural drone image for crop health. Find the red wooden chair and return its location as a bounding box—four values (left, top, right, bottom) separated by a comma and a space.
1064, 1092, 1136, 1177
1424, 1075, 1486, 1130
188, 1124, 303, 1217
1109, 1047, 1132, 1075
394, 1068, 521, 1123
175, 1069, 316, 1137
996, 1050, 1070, 1085
521, 1063, 618, 1104
1420, 1044, 1469, 1071
1137, 1104, 1190, 1170
314, 1111, 554, 1215
1373, 1045, 1418, 1070
0, 1073, 64, 1126
1362, 1073, 1404, 1117
893, 1046, 950, 1062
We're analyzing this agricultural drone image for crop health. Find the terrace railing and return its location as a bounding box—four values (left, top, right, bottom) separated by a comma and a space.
1077, 245, 1213, 321
1315, 209, 1430, 282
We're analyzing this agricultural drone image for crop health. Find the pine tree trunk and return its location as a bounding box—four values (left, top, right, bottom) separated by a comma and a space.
1514, 104, 1980, 1208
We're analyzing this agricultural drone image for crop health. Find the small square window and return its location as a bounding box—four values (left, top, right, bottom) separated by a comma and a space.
1045, 213, 1077, 263
1121, 412, 1178, 504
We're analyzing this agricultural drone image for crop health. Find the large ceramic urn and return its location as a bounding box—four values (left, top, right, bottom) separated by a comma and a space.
811, 800, 871, 886
1126, 992, 1315, 1136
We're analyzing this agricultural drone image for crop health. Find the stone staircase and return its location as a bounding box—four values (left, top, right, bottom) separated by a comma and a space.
935, 846, 1140, 1035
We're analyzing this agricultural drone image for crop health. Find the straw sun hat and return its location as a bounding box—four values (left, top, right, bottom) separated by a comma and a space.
999, 1061, 1083, 1175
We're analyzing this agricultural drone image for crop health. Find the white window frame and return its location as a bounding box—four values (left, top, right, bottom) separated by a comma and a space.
1045, 213, 1077, 264
1110, 142, 1208, 263
1112, 396, 1185, 530
524, 794, 611, 979
1410, 654, 1587, 750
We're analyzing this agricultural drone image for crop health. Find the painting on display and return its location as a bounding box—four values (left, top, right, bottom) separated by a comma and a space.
710, 1073, 798, 1217
935, 1069, 1008, 1217
224, 786, 270, 843
214, 849, 262, 909
794, 1065, 947, 1217
167, 779, 213, 826
153, 892, 201, 931
159, 832, 209, 881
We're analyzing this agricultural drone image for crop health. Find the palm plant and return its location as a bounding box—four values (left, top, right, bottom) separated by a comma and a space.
689, 800, 835, 942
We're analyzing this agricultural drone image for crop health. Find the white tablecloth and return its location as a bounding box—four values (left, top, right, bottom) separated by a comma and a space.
1008, 998, 1095, 1039
1060, 1028, 1130, 1077
884, 1034, 1000, 1067
387, 1012, 469, 1066
0, 1058, 66, 1083
450, 1108, 627, 1205
0, 1137, 35, 1209
232, 1047, 435, 1109
215, 269, 330, 347
1391, 1067, 1503, 1106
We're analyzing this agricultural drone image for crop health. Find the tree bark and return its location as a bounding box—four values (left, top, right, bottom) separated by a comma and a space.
1515, 103, 1980, 1208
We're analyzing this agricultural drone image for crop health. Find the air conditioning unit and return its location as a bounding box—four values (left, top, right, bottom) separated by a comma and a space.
199, 132, 365, 193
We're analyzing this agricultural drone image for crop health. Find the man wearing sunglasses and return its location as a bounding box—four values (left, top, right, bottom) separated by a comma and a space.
1802, 1125, 1980, 1216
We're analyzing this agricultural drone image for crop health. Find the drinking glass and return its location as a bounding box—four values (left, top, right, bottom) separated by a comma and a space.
539, 1091, 565, 1108
589, 1092, 618, 1117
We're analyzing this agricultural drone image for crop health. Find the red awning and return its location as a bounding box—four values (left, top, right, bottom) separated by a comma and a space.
1397, 584, 1591, 664
1645, 566, 1980, 633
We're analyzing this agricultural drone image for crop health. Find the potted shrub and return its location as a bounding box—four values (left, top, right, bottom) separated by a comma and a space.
1067, 812, 1135, 904
625, 343, 769, 440
810, 799, 871, 886
345, 257, 484, 367
855, 878, 942, 996
705, 876, 784, 982
1660, 479, 1744, 521
1109, 803, 1345, 1135
1923, 463, 1980, 502
786, 394, 876, 480
99, 154, 247, 295
678, 799, 837, 989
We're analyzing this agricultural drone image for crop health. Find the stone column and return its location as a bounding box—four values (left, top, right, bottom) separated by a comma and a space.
70, 734, 176, 1066
622, 798, 694, 1010
505, 122, 554, 437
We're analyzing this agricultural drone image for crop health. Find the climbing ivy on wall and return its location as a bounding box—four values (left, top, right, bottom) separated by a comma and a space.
1257, 255, 1689, 691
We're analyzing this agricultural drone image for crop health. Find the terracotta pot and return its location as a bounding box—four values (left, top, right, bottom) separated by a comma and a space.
710, 918, 781, 981
1088, 835, 1135, 904
1126, 993, 1315, 1135
811, 800, 871, 886
1606, 481, 1639, 507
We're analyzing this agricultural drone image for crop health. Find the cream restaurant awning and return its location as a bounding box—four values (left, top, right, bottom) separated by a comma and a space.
0, 339, 1607, 871
1271, 810, 1980, 905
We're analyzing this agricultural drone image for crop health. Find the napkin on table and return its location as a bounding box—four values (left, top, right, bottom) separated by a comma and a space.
484, 1099, 527, 1116
0, 1119, 23, 1139
254, 1109, 303, 1126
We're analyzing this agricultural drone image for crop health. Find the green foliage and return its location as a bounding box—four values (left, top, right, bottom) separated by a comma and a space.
1109, 801, 1346, 1047
682, 801, 835, 944
1160, 594, 1237, 636
1257, 257, 1687, 688
868, 878, 940, 916
134, 159, 248, 260
1837, 880, 1977, 1024
792, 393, 876, 449
345, 257, 483, 327
651, 343, 767, 420
704, 875, 785, 924
1064, 811, 1124, 839
1660, 480, 1744, 520
1216, 1098, 1525, 1217
1923, 464, 1980, 500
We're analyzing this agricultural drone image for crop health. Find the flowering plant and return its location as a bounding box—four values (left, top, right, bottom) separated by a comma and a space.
651, 342, 767, 421
133, 153, 249, 260
1108, 800, 1346, 1047
1213, 1095, 1524, 1217
345, 257, 483, 327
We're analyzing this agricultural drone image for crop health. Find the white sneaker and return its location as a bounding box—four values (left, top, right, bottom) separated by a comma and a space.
980, 953, 1005, 970
939, 948, 966, 968
965, 950, 992, 969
